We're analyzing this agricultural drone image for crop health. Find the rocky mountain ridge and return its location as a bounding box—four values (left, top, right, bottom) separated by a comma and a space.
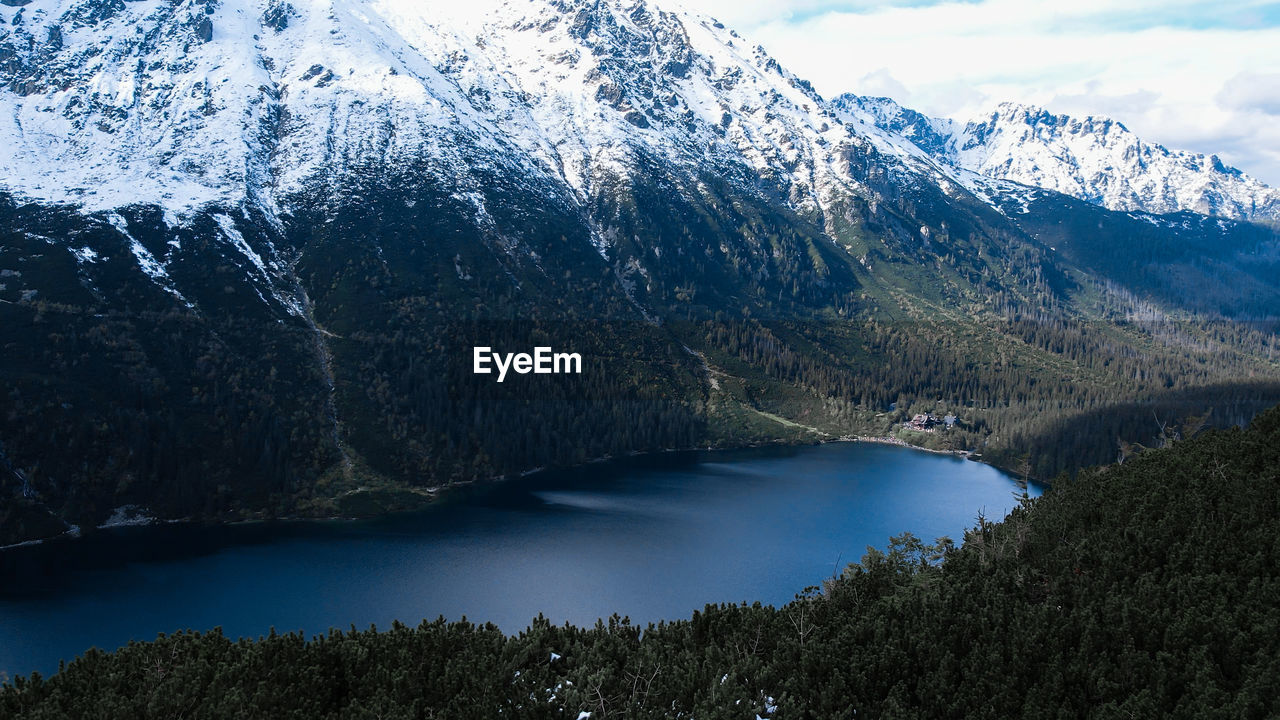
833, 94, 1280, 222
0, 0, 901, 220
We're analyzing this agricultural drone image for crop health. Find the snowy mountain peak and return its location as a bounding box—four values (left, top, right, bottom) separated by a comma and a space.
957, 101, 1276, 220
833, 93, 1279, 222
3, 0, 1273, 228
0, 0, 881, 222
828, 94, 954, 159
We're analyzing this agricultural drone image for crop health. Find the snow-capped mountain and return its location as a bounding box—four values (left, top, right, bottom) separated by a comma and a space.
0, 0, 965, 336
0, 0, 915, 227
832, 94, 1280, 222
0, 0, 964, 539
5, 0, 1267, 239
2, 0, 1279, 545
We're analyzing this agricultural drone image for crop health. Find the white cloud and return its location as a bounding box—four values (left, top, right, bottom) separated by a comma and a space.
671, 0, 1280, 184
853, 69, 913, 103
1217, 72, 1280, 115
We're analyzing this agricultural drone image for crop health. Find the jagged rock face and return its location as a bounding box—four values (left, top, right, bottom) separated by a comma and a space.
830, 95, 953, 159
0, 0, 898, 225
20, 0, 1269, 242
0, 0, 980, 339
0, 0, 1273, 370
0, 0, 1272, 350
954, 103, 1280, 221
832, 94, 1280, 222
0, 0, 982, 331
0, 0, 282, 210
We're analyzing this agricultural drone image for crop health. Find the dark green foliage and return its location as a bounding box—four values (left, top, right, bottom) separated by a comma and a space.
5, 405, 1278, 718
0, 201, 340, 543
1007, 193, 1280, 319
2, 147, 1279, 544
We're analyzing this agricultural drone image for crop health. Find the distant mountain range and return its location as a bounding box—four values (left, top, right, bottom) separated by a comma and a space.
832, 95, 1280, 222
1, 0, 1278, 545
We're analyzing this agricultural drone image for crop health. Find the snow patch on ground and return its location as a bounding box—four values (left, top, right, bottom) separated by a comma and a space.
99, 505, 156, 529
69, 246, 99, 264
106, 213, 192, 306
214, 214, 269, 276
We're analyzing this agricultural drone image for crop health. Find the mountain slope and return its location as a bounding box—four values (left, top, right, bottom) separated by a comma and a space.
1, 0, 1279, 545
0, 0, 880, 222
832, 94, 1280, 222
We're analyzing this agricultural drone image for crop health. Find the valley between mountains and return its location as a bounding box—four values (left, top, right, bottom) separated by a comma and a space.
1, 0, 1278, 545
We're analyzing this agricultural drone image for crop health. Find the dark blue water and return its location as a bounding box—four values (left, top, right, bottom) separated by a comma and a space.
0, 442, 1039, 679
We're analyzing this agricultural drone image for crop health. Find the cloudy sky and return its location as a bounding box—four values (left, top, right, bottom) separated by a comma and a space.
672, 0, 1280, 185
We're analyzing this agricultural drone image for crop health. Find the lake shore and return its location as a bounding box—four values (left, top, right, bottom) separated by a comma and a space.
838, 434, 975, 459
1, 440, 1034, 680
1, 430, 991, 552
